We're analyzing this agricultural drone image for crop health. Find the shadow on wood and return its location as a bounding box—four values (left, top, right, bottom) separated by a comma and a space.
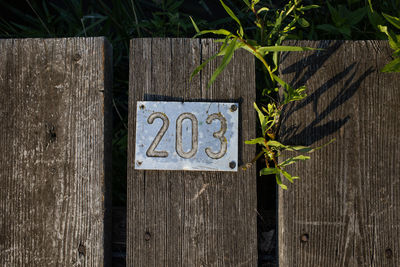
278, 40, 400, 267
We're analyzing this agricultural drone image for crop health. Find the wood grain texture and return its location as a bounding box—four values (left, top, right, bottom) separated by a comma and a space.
0, 38, 113, 266
278, 40, 400, 267
127, 38, 257, 266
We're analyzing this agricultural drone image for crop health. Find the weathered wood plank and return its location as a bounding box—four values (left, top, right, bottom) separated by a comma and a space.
127, 38, 257, 266
0, 38, 113, 266
278, 40, 400, 267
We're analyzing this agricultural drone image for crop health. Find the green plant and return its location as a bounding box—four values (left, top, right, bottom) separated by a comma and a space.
316, 2, 367, 39
190, 0, 333, 189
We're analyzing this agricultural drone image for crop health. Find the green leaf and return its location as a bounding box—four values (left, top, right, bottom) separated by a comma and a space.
276, 174, 287, 190
207, 37, 238, 88
219, 0, 243, 36
316, 24, 340, 34
297, 17, 310, 28
280, 169, 294, 183
285, 145, 313, 153
367, 6, 385, 29
378, 25, 400, 50
193, 29, 233, 38
285, 138, 336, 153
349, 7, 367, 26
298, 5, 319, 11
279, 155, 311, 167
242, 0, 250, 7
327, 2, 341, 26
190, 53, 218, 81
257, 7, 269, 14
266, 140, 287, 150
189, 16, 200, 33
260, 168, 280, 175
254, 102, 267, 134
382, 57, 400, 72
245, 137, 265, 145
256, 45, 317, 56
383, 13, 400, 30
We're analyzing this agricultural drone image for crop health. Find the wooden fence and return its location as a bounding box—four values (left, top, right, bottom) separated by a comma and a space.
0, 38, 113, 266
278, 40, 400, 266
1, 38, 400, 267
127, 38, 258, 266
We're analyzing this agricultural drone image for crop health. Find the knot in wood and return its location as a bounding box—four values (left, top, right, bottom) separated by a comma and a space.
73, 53, 81, 62
385, 248, 393, 259
300, 233, 309, 243
144, 232, 151, 241
78, 243, 86, 256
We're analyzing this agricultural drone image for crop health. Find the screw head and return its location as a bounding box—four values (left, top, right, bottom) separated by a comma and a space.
139, 104, 145, 110
300, 233, 309, 243
229, 161, 236, 169
137, 161, 142, 166
230, 104, 238, 112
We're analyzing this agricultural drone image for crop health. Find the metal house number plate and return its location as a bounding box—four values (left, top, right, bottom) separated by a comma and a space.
135, 101, 239, 171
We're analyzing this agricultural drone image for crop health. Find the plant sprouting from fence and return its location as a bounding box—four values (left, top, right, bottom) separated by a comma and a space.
368, 0, 400, 72
190, 0, 334, 189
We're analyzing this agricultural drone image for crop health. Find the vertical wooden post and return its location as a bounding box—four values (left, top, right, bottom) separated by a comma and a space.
278, 40, 400, 266
0, 38, 112, 266
127, 38, 257, 266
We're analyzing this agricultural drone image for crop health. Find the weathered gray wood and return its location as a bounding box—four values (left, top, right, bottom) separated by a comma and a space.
127, 38, 257, 266
278, 40, 400, 266
0, 38, 113, 266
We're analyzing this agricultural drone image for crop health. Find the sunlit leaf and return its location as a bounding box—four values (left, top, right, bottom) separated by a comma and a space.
280, 169, 294, 183
298, 5, 319, 11
256, 45, 316, 56
260, 167, 280, 175
219, 0, 243, 36
377, 25, 399, 50
190, 53, 218, 81
254, 102, 267, 134
257, 7, 269, 14
279, 155, 310, 167
276, 174, 288, 190
266, 140, 287, 149
382, 57, 400, 72
189, 16, 200, 33
193, 29, 233, 38
207, 37, 238, 88
245, 137, 265, 145
297, 17, 310, 27
383, 13, 400, 30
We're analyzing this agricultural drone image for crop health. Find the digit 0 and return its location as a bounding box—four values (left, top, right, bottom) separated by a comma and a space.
176, 113, 198, 159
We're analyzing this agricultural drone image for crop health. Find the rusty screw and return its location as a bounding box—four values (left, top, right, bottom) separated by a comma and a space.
73, 53, 81, 62
229, 161, 236, 169
137, 161, 143, 166
230, 104, 238, 112
144, 232, 151, 241
139, 104, 145, 110
300, 233, 309, 243
385, 248, 393, 259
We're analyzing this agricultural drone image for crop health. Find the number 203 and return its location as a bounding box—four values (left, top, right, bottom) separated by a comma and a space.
146, 112, 227, 159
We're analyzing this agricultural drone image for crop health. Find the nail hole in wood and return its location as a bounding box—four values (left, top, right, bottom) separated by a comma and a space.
385, 248, 393, 259
144, 231, 151, 241
78, 243, 86, 257
300, 233, 309, 243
